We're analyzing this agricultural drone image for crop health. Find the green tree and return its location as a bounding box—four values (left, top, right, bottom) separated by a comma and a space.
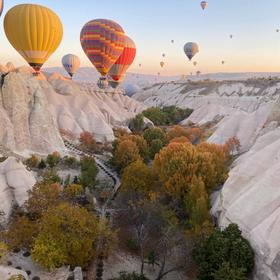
143, 127, 166, 146
130, 113, 145, 133
80, 156, 98, 190
142, 107, 166, 125
46, 152, 61, 168
213, 262, 247, 280
194, 224, 254, 280
149, 139, 164, 159
25, 154, 39, 168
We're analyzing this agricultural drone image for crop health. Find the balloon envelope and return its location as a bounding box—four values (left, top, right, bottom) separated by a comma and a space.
201, 1, 208, 10
184, 42, 199, 61
80, 19, 125, 77
0, 1, 4, 17
4, 4, 63, 73
109, 35, 136, 84
62, 54, 80, 78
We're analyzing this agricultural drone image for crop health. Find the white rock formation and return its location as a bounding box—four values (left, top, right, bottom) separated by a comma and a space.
0, 65, 144, 153
0, 157, 35, 220
0, 265, 29, 280
134, 80, 280, 151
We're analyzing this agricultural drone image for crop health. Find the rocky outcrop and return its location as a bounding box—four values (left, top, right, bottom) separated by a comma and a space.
0, 157, 35, 222
0, 265, 29, 280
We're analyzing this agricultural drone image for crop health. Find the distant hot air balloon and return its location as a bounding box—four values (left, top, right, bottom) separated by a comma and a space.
162, 53, 166, 58
62, 54, 80, 78
160, 61, 165, 68
139, 63, 142, 67
196, 71, 201, 76
80, 19, 125, 88
230, 34, 233, 39
221, 60, 225, 65
109, 35, 136, 87
171, 40, 174, 44
201, 1, 208, 10
193, 61, 197, 66
184, 42, 199, 61
277, 29, 279, 33
4, 4, 63, 74
0, 1, 4, 17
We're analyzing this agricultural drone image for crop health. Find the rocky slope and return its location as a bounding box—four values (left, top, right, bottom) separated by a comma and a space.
0, 157, 35, 221
0, 64, 144, 154
134, 79, 280, 280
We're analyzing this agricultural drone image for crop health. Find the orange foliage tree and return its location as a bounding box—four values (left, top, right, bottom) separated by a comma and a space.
79, 131, 97, 152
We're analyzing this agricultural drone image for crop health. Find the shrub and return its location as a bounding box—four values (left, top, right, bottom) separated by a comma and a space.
46, 152, 61, 168
25, 155, 39, 168
80, 157, 98, 190
130, 113, 145, 133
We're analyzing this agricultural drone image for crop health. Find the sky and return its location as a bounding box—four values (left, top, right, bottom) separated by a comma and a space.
1, 0, 280, 75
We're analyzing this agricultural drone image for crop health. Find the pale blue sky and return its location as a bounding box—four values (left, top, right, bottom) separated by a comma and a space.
1, 0, 280, 75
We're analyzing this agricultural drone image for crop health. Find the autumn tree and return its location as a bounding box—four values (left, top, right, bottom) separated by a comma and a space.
4, 216, 38, 250
224, 136, 241, 155
79, 131, 97, 152
167, 125, 189, 142
121, 160, 155, 200
169, 136, 190, 144
31, 203, 99, 269
113, 140, 141, 171
25, 183, 62, 219
143, 127, 166, 146
187, 127, 203, 144
25, 155, 39, 169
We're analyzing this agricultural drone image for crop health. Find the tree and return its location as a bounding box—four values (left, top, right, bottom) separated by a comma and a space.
79, 131, 97, 152
31, 203, 99, 269
46, 152, 61, 168
167, 125, 189, 142
25, 155, 39, 169
194, 224, 254, 280
169, 136, 190, 144
64, 184, 84, 200
80, 156, 98, 190
149, 139, 165, 159
113, 140, 141, 171
143, 127, 166, 146
121, 160, 155, 198
4, 216, 38, 250
213, 262, 247, 280
142, 107, 166, 125
162, 106, 193, 125
130, 114, 145, 133
224, 137, 241, 155
25, 183, 62, 219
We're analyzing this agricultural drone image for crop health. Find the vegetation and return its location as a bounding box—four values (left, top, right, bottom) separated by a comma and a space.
110, 272, 150, 280
194, 224, 254, 280
80, 156, 98, 190
25, 154, 39, 168
141, 106, 193, 126
46, 151, 61, 168
79, 131, 97, 152
130, 113, 145, 133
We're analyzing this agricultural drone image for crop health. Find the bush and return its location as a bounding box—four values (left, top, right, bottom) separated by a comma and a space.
25, 155, 39, 168
46, 152, 61, 168
130, 113, 145, 133
63, 156, 79, 168
194, 224, 254, 280
38, 159, 46, 169
79, 131, 97, 152
80, 157, 98, 190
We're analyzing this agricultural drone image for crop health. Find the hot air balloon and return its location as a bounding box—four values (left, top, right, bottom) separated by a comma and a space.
193, 61, 197, 66
277, 29, 279, 33
201, 1, 208, 10
4, 4, 63, 74
139, 63, 142, 67
162, 53, 166, 58
184, 42, 199, 61
0, 1, 4, 17
80, 19, 125, 88
221, 60, 225, 65
230, 34, 233, 39
109, 35, 136, 87
171, 40, 174, 44
196, 71, 201, 76
62, 54, 80, 78
160, 61, 165, 68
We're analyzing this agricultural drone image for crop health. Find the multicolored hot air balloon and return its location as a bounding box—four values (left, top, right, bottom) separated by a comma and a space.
0, 1, 4, 17
4, 4, 63, 73
160, 61, 165, 68
80, 19, 125, 88
184, 42, 199, 61
109, 35, 136, 88
201, 1, 208, 10
62, 54, 80, 78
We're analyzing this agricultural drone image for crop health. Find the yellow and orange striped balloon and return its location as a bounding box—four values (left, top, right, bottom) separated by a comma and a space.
4, 4, 63, 72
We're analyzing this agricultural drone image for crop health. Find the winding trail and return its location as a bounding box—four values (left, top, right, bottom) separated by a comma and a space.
63, 139, 121, 218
